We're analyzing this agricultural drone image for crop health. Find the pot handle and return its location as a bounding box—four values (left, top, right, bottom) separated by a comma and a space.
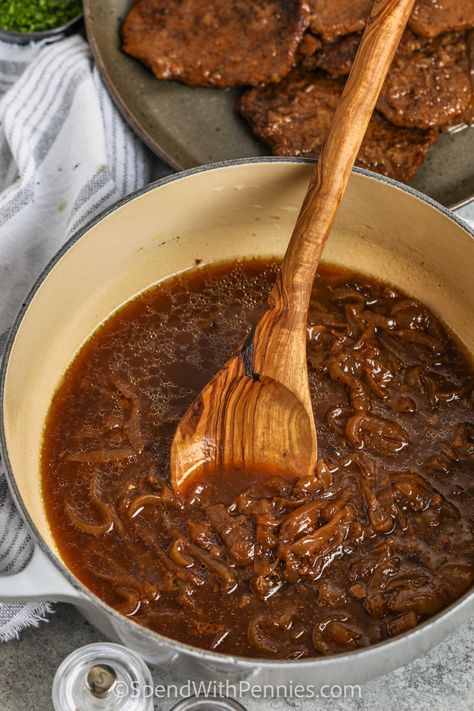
0, 544, 85, 603
452, 197, 474, 217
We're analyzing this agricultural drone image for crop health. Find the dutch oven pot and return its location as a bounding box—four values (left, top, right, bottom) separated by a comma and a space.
1, 159, 473, 686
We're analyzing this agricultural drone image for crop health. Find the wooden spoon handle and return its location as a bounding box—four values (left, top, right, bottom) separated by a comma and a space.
276, 0, 416, 316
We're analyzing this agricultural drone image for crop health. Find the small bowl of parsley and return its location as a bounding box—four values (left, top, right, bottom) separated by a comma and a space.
0, 0, 83, 43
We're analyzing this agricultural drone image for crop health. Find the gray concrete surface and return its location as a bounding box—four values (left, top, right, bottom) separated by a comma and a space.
0, 603, 472, 711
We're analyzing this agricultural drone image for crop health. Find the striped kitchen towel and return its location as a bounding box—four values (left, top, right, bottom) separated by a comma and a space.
0, 33, 159, 642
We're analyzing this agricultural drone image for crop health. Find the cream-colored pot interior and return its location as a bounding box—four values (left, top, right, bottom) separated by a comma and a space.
3, 161, 474, 561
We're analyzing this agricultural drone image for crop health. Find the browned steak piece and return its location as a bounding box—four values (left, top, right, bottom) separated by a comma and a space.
309, 0, 474, 43
443, 31, 474, 129
310, 30, 472, 128
313, 33, 362, 76
122, 0, 309, 89
308, 0, 371, 42
298, 33, 323, 59
361, 113, 438, 182
237, 72, 438, 183
409, 0, 474, 38
460, 100, 474, 126
377, 31, 472, 129
442, 99, 474, 130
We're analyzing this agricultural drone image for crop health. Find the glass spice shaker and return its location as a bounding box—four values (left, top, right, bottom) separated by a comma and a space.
52, 642, 154, 711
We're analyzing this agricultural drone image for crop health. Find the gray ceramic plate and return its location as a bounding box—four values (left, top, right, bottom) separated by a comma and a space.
84, 0, 474, 209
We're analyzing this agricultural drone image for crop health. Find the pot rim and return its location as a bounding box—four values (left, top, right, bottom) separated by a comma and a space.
1, 156, 474, 669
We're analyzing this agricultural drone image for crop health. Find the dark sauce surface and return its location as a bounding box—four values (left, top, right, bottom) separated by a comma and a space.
42, 260, 474, 659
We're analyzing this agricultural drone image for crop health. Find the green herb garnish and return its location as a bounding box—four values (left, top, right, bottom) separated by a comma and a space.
0, 0, 82, 33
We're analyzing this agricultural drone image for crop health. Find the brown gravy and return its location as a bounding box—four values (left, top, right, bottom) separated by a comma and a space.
42, 260, 474, 659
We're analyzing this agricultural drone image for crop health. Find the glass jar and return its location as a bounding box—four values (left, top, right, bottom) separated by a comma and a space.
52, 642, 154, 711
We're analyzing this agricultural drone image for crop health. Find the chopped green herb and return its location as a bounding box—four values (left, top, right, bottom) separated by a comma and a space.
0, 0, 82, 33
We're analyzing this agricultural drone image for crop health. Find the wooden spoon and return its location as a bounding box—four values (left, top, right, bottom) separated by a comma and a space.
171, 0, 416, 495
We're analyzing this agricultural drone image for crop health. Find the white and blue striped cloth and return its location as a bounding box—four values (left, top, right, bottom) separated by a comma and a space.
0, 33, 159, 642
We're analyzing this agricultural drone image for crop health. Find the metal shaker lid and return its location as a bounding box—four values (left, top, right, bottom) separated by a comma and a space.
86, 664, 118, 699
